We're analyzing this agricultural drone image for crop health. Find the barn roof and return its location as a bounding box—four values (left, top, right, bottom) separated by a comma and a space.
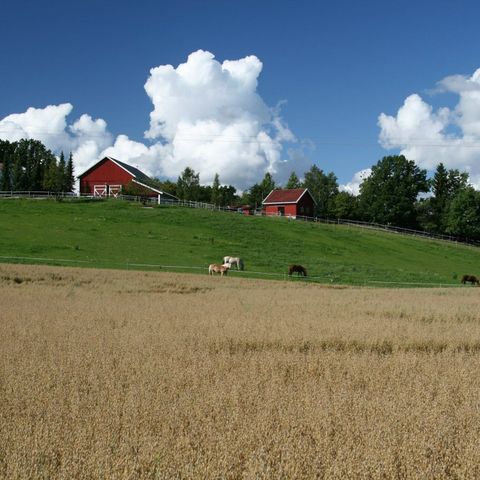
262, 188, 315, 205
77, 156, 152, 181
113, 159, 153, 183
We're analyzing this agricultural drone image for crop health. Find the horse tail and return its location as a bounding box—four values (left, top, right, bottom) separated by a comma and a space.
239, 258, 244, 271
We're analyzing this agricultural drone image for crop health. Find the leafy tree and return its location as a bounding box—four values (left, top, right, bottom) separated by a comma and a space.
417, 164, 470, 233
286, 171, 301, 189
211, 173, 221, 205
444, 187, 480, 240
358, 155, 428, 228
43, 157, 58, 191
154, 180, 172, 196
0, 139, 60, 191
428, 163, 469, 232
177, 167, 200, 201
12, 151, 25, 190
1, 156, 12, 190
246, 172, 276, 209
218, 184, 237, 206
245, 183, 263, 209
332, 191, 359, 219
303, 165, 338, 217
198, 185, 212, 203
157, 179, 177, 197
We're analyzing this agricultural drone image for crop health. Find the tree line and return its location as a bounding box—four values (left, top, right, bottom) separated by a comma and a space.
1, 138, 479, 240
0, 139, 75, 192
156, 155, 480, 241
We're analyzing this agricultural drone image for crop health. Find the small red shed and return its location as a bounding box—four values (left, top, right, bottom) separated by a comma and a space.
262, 188, 316, 218
240, 205, 253, 215
78, 156, 176, 201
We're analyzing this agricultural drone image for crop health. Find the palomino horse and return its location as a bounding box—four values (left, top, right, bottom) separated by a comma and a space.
209, 263, 230, 276
288, 264, 307, 277
461, 274, 479, 285
223, 256, 244, 270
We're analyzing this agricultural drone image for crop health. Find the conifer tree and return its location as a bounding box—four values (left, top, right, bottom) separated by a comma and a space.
66, 152, 75, 192
211, 173, 221, 205
286, 171, 301, 189
57, 151, 66, 192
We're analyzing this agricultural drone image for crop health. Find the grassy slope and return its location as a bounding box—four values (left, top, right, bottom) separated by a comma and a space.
1, 198, 479, 285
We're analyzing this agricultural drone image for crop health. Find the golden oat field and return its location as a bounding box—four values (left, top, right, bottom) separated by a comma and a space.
1, 263, 480, 479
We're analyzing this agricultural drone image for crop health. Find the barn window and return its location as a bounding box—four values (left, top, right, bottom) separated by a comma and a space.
300, 206, 304, 214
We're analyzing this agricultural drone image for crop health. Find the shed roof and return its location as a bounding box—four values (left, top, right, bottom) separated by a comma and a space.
262, 188, 314, 205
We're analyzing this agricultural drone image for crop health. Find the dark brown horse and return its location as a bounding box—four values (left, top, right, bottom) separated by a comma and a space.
461, 274, 479, 285
288, 264, 307, 277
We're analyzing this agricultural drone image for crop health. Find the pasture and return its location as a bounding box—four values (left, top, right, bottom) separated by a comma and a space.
2, 263, 480, 478
1, 198, 480, 286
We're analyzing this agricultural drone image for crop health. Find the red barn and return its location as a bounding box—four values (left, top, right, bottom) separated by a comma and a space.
262, 188, 316, 218
78, 156, 176, 201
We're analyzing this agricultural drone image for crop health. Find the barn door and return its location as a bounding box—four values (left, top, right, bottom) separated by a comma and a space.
109, 185, 122, 197
93, 185, 107, 197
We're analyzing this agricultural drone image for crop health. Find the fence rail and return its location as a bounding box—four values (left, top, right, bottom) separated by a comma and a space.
1, 190, 479, 248
0, 255, 466, 288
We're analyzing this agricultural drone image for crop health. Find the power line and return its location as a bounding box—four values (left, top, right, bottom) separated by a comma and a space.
2, 128, 480, 148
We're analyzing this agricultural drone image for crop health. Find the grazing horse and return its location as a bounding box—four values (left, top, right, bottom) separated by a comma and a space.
461, 274, 480, 285
288, 264, 307, 277
223, 256, 244, 270
209, 263, 230, 276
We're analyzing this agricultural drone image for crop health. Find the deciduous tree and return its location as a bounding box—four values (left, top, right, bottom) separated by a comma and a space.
303, 165, 338, 217
358, 155, 428, 228
444, 187, 480, 240
177, 167, 200, 201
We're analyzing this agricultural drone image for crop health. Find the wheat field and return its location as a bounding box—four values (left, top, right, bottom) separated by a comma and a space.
1, 263, 480, 479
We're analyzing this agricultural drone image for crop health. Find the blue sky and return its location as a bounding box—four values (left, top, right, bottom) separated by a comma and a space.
2, 0, 480, 191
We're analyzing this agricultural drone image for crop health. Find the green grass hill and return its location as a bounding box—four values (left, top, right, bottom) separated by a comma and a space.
1, 198, 479, 286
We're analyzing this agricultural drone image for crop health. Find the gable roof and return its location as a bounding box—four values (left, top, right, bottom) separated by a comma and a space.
77, 156, 151, 181
77, 156, 177, 199
262, 188, 315, 205
113, 158, 152, 183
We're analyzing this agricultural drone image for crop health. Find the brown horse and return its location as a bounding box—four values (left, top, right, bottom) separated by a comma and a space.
461, 274, 479, 285
288, 264, 307, 277
209, 263, 230, 276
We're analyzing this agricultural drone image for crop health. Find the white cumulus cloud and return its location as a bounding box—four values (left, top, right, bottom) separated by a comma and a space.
0, 50, 300, 190
378, 68, 480, 186
0, 104, 113, 175
340, 168, 372, 195
142, 49, 295, 186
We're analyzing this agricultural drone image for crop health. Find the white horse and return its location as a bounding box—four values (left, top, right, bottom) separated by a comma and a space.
223, 256, 244, 270
209, 263, 230, 276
